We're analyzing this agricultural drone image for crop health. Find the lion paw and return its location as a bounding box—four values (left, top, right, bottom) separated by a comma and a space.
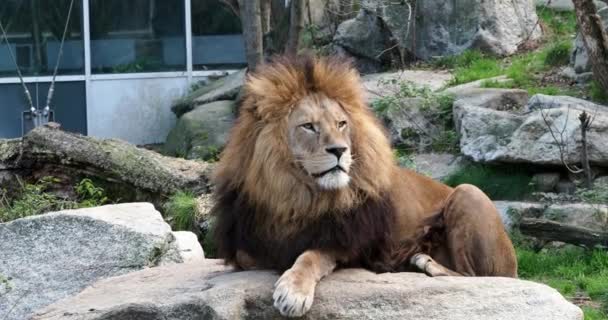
273, 268, 315, 317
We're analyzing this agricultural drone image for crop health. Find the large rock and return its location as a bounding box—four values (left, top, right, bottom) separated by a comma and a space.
164, 100, 235, 160
456, 94, 608, 166
0, 203, 204, 320
0, 125, 212, 203
410, 153, 466, 181
362, 70, 453, 102
32, 261, 582, 320
335, 0, 542, 63
172, 69, 245, 117
495, 201, 608, 231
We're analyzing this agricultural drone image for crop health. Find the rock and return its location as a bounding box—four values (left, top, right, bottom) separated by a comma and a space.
532, 173, 561, 192
172, 69, 246, 117
362, 70, 453, 102
164, 100, 235, 160
333, 10, 389, 72
337, 0, 542, 62
159, 231, 206, 265
0, 203, 204, 320
493, 201, 544, 229
443, 76, 512, 95
457, 94, 608, 166
535, 0, 575, 11
557, 180, 577, 194
377, 97, 442, 149
569, 4, 608, 80
496, 200, 608, 233
410, 153, 466, 181
0, 125, 212, 204
595, 175, 608, 187
32, 261, 582, 320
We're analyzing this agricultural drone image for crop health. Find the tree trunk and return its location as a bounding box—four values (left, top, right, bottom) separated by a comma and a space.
285, 0, 306, 55
572, 0, 608, 92
579, 111, 593, 188
260, 0, 272, 35
238, 0, 264, 70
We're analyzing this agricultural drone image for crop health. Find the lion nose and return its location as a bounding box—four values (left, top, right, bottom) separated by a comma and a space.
326, 147, 347, 159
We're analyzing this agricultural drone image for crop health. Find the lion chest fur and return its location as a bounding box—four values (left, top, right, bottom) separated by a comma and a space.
213, 188, 399, 271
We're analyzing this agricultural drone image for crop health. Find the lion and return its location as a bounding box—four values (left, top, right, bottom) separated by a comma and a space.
212, 55, 517, 317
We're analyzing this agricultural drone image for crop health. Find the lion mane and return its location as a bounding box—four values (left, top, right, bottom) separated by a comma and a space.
212, 55, 413, 271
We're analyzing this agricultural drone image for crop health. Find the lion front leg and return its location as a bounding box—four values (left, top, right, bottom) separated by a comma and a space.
273, 250, 336, 317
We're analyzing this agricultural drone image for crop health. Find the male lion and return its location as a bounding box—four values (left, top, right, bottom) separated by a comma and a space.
212, 55, 517, 317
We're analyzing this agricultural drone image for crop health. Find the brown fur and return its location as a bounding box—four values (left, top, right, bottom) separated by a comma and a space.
212, 55, 517, 278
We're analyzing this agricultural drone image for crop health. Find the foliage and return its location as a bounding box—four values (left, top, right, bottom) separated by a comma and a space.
75, 178, 108, 208
576, 184, 608, 204
517, 246, 608, 319
544, 41, 572, 67
0, 177, 109, 223
537, 7, 578, 37
590, 81, 608, 104
0, 274, 12, 297
443, 164, 534, 200
163, 191, 198, 231
372, 79, 458, 153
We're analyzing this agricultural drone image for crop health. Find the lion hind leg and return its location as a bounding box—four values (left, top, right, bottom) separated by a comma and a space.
441, 184, 518, 277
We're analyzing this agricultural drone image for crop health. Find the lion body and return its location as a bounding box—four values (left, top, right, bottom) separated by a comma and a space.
212, 55, 516, 278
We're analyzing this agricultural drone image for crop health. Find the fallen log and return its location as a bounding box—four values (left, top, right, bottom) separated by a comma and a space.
520, 218, 608, 248
0, 124, 212, 204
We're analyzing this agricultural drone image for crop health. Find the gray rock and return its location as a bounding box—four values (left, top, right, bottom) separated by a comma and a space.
569, 4, 608, 79
0, 203, 204, 320
32, 261, 582, 320
338, 0, 542, 61
557, 180, 578, 194
333, 9, 389, 69
362, 70, 453, 103
164, 100, 235, 160
411, 153, 466, 181
535, 0, 575, 11
532, 173, 561, 192
500, 200, 608, 232
457, 94, 608, 166
160, 231, 206, 265
172, 69, 245, 117
443, 76, 512, 95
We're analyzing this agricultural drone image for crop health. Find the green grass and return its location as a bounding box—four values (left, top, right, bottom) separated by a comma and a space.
443, 164, 534, 200
163, 191, 198, 231
590, 81, 608, 104
0, 177, 108, 223
517, 247, 608, 319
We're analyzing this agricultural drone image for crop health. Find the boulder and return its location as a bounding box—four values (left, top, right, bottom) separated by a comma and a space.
569, 4, 608, 81
164, 100, 235, 160
410, 153, 466, 181
456, 94, 608, 166
0, 203, 204, 320
172, 69, 246, 117
532, 172, 562, 192
332, 10, 389, 73
32, 261, 582, 320
362, 70, 453, 102
0, 125, 212, 204
496, 201, 608, 232
335, 0, 542, 63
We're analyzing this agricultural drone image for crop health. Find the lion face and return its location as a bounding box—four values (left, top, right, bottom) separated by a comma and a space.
288, 93, 353, 190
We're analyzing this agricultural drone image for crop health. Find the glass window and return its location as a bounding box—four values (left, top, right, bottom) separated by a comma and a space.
191, 0, 246, 70
0, 0, 84, 77
0, 81, 87, 138
90, 0, 186, 73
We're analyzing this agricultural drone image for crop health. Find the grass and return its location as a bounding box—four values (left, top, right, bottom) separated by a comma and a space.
0, 177, 108, 223
443, 164, 534, 200
163, 191, 198, 231
517, 246, 608, 319
426, 8, 607, 102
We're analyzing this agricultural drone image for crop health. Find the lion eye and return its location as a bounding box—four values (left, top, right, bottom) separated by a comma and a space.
301, 123, 315, 131
338, 121, 348, 129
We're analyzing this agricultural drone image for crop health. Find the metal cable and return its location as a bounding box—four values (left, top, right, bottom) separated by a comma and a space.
0, 18, 34, 110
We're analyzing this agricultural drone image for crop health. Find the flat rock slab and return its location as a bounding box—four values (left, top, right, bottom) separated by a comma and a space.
0, 203, 202, 320
362, 70, 453, 102
33, 260, 582, 320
